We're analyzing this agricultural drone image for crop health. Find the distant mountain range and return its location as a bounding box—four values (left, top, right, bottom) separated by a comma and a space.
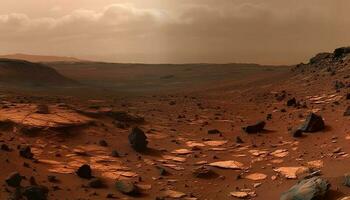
0, 53, 83, 63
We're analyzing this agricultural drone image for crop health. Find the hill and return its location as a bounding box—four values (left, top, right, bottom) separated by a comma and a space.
0, 59, 77, 87
0, 53, 82, 63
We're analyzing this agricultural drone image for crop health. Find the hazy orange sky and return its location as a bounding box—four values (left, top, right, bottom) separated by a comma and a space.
0, 0, 350, 64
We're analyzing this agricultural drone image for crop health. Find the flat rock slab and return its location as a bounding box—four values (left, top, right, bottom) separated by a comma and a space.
245, 173, 268, 181
274, 166, 310, 179
163, 190, 186, 198
0, 104, 93, 129
208, 160, 244, 170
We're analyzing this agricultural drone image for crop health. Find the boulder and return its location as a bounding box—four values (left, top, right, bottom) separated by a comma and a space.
76, 164, 92, 179
128, 127, 148, 152
287, 98, 297, 107
6, 172, 22, 187
115, 180, 139, 195
192, 166, 217, 179
280, 177, 330, 200
22, 185, 49, 200
291, 128, 303, 138
300, 113, 325, 132
19, 146, 34, 159
242, 121, 266, 134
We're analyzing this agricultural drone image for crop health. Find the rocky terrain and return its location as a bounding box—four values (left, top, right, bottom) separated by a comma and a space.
2, 48, 350, 199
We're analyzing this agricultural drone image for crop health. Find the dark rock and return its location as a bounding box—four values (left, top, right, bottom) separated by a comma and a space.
242, 121, 266, 134
344, 106, 350, 116
19, 146, 34, 159
335, 81, 345, 90
280, 177, 330, 200
111, 150, 120, 157
347, 93, 350, 100
128, 127, 148, 152
99, 140, 108, 147
47, 175, 58, 183
156, 166, 170, 176
266, 113, 272, 120
291, 128, 303, 138
1, 143, 10, 151
8, 187, 22, 200
275, 91, 287, 101
192, 166, 217, 179
89, 178, 104, 188
35, 104, 49, 114
6, 172, 22, 187
300, 113, 325, 132
287, 98, 297, 107
76, 164, 92, 179
236, 136, 244, 143
208, 129, 220, 134
22, 185, 49, 200
115, 180, 139, 195
344, 173, 350, 187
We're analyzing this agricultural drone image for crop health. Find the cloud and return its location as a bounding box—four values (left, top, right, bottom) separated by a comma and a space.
0, 1, 350, 64
0, 4, 163, 39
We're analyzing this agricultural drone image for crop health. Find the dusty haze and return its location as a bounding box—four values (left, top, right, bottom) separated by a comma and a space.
1, 0, 350, 64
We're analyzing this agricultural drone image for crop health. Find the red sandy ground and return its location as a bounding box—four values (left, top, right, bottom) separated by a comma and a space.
1, 63, 350, 200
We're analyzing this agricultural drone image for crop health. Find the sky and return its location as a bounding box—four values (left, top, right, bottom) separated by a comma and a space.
0, 0, 350, 64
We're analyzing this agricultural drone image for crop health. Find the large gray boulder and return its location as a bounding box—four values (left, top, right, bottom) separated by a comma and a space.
300, 113, 325, 133
128, 127, 148, 152
280, 177, 330, 200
